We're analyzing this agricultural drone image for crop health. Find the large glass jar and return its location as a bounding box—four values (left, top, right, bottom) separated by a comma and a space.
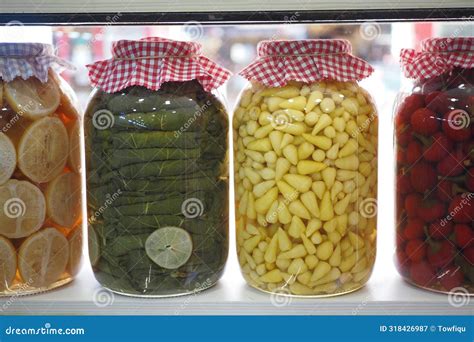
85, 80, 229, 297
0, 43, 83, 295
234, 78, 379, 296
395, 38, 473, 294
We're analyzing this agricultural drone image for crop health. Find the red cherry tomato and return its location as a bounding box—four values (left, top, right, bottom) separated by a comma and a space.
411, 108, 440, 136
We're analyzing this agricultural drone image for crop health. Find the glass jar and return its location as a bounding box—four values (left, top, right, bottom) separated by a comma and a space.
394, 62, 474, 294
233, 80, 378, 296
0, 66, 83, 295
85, 80, 229, 297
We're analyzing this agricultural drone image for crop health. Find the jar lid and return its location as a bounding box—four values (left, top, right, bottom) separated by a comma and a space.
400, 37, 474, 80
0, 43, 74, 83
239, 39, 374, 87
87, 37, 232, 93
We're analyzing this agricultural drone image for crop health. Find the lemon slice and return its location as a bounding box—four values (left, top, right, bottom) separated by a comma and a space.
4, 76, 60, 120
145, 227, 193, 270
18, 227, 69, 288
0, 133, 16, 186
88, 225, 100, 267
45, 172, 81, 228
49, 71, 81, 119
67, 119, 81, 173
67, 225, 83, 276
18, 116, 69, 183
0, 179, 46, 239
0, 235, 17, 291
1, 109, 31, 146
0, 80, 3, 108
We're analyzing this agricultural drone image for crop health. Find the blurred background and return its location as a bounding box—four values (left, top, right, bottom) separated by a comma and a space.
0, 21, 472, 113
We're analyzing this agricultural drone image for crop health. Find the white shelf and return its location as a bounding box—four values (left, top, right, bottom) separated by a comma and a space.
3, 255, 472, 316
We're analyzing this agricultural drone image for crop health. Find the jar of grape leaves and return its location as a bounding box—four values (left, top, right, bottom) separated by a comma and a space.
85, 37, 231, 297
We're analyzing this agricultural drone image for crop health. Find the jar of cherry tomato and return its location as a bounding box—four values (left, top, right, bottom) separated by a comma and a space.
395, 37, 473, 294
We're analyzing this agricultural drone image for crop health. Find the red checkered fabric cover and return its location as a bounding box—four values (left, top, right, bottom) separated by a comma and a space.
239, 39, 374, 87
400, 37, 474, 80
87, 37, 232, 93
0, 43, 74, 83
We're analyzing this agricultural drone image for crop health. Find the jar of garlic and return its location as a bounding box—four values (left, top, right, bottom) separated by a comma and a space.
234, 39, 378, 296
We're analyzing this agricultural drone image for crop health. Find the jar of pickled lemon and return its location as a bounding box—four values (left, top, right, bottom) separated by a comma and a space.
85, 38, 231, 297
0, 43, 83, 295
234, 39, 378, 296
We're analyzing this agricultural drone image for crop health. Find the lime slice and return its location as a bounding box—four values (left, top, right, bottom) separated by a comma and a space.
0, 235, 17, 291
88, 225, 100, 267
145, 227, 193, 270
4, 76, 60, 120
